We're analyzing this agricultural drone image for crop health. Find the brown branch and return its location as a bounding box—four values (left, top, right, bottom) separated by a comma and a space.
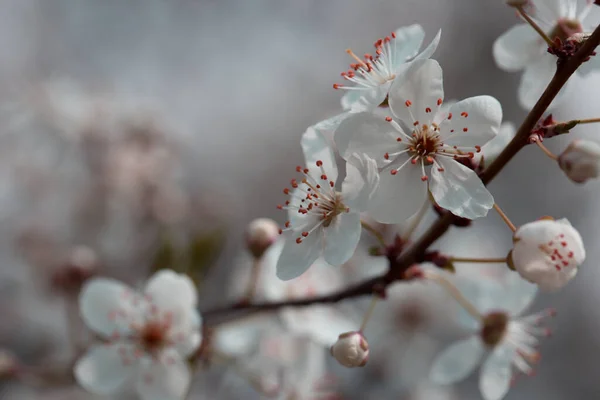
202, 25, 600, 325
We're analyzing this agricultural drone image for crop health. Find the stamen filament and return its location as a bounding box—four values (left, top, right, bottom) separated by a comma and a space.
422, 270, 483, 321
359, 296, 379, 333
360, 220, 386, 247
514, 5, 556, 48
493, 203, 517, 233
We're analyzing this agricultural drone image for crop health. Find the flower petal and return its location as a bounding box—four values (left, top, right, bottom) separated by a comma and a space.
518, 55, 559, 110
301, 125, 338, 183
367, 157, 428, 223
480, 122, 516, 166
430, 157, 494, 219
577, 52, 600, 76
74, 344, 134, 395
412, 29, 441, 62
493, 24, 542, 72
145, 270, 198, 309
390, 24, 426, 67
311, 112, 350, 140
479, 345, 513, 400
334, 112, 402, 168
439, 96, 503, 147
341, 153, 380, 211
79, 278, 139, 338
323, 211, 361, 266
389, 59, 444, 126
430, 336, 484, 385
531, 0, 574, 22
136, 350, 191, 400
276, 229, 323, 281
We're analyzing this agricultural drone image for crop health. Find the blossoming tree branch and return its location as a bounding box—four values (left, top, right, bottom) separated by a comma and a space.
16, 1, 599, 400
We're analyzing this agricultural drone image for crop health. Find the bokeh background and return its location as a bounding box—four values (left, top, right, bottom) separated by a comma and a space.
0, 0, 599, 399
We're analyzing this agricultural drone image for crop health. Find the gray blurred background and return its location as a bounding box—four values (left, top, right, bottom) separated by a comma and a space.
0, 0, 599, 399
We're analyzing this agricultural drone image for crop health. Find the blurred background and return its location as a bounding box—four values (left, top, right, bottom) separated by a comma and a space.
0, 0, 599, 399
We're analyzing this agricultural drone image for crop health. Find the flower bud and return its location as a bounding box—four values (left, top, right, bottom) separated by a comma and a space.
51, 246, 98, 294
246, 218, 280, 258
330, 331, 369, 368
511, 218, 585, 291
558, 139, 600, 183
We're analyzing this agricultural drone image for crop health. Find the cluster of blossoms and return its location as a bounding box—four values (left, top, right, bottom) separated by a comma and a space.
60, 1, 600, 399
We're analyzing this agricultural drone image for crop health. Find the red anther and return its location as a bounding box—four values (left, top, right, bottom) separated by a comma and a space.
283, 188, 290, 195
448, 112, 453, 120
374, 39, 383, 47
364, 53, 372, 60
296, 166, 302, 172
384, 36, 391, 42
437, 98, 443, 106
396, 137, 402, 142
461, 112, 469, 118
316, 160, 323, 167
340, 71, 347, 77
437, 167, 445, 172
425, 107, 432, 113
302, 231, 309, 237
426, 156, 434, 163
376, 48, 382, 55
475, 145, 482, 153
463, 127, 468, 132
568, 251, 574, 258
333, 83, 341, 89
330, 181, 335, 187
411, 159, 417, 164
391, 31, 396, 38
285, 221, 291, 228
421, 175, 428, 181
561, 241, 567, 247
303, 168, 309, 174
413, 121, 419, 126
316, 184, 321, 189
450, 129, 454, 133
277, 205, 283, 210
559, 233, 564, 238
291, 179, 298, 188
391, 170, 398, 175
296, 237, 303, 244
385, 116, 392, 122
384, 152, 389, 160
405, 100, 412, 107
555, 265, 562, 271
320, 174, 327, 180
468, 152, 475, 158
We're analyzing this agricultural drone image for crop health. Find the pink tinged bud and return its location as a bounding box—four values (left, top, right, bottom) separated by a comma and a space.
558, 139, 600, 184
246, 218, 280, 258
330, 331, 369, 368
511, 218, 585, 291
52, 246, 98, 294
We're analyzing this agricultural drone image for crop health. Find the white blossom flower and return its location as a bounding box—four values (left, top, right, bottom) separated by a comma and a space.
74, 270, 201, 400
510, 217, 585, 291
558, 138, 600, 183
493, 0, 600, 109
335, 59, 502, 222
276, 125, 379, 280
246, 218, 280, 258
430, 271, 553, 400
335, 25, 441, 112
330, 331, 369, 368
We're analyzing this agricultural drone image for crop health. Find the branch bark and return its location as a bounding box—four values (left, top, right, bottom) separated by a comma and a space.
203, 25, 600, 325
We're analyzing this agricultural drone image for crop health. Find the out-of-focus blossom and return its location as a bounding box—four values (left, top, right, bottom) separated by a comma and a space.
493, 0, 600, 109
336, 59, 502, 222
245, 218, 280, 259
430, 270, 553, 400
75, 270, 201, 400
510, 217, 585, 291
558, 139, 600, 183
276, 126, 378, 280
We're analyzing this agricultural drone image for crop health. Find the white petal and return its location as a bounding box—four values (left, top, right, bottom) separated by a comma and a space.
301, 125, 338, 182
481, 122, 517, 165
390, 24, 426, 67
79, 278, 139, 337
346, 84, 390, 111
312, 112, 350, 140
74, 344, 135, 395
530, 0, 572, 21
512, 246, 577, 292
145, 270, 198, 308
276, 229, 323, 281
430, 157, 494, 219
367, 158, 428, 223
439, 96, 503, 147
430, 336, 484, 385
479, 345, 513, 400
389, 59, 444, 126
136, 350, 191, 400
334, 112, 402, 168
323, 212, 361, 266
493, 24, 542, 72
341, 153, 380, 211
518, 55, 559, 110
412, 29, 442, 62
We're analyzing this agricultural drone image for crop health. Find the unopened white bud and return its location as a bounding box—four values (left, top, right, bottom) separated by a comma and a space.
511, 218, 585, 291
558, 139, 600, 183
246, 218, 279, 258
330, 331, 369, 368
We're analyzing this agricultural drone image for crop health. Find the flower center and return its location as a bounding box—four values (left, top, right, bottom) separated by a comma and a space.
139, 321, 169, 352
408, 125, 441, 162
480, 311, 509, 347
549, 18, 583, 42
